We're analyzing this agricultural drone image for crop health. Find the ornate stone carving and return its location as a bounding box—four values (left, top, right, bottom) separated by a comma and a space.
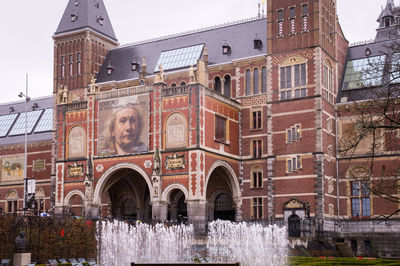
165, 153, 186, 170
59, 85, 69, 104
188, 65, 196, 84
166, 113, 187, 149
284, 198, 305, 210
68, 126, 86, 158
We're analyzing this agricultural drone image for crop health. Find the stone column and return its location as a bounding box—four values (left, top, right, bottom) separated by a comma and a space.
152, 201, 168, 222
187, 200, 207, 233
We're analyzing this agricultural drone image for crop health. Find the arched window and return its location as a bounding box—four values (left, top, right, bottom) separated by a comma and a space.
261, 66, 267, 93
223, 75, 231, 97
180, 81, 186, 86
245, 69, 251, 95
253, 68, 259, 94
171, 83, 177, 88
5, 190, 18, 213
214, 76, 222, 93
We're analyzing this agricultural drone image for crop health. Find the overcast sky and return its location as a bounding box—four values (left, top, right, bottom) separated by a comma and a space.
0, 0, 390, 104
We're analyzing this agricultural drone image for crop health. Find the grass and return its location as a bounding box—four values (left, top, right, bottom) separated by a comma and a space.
289, 257, 400, 265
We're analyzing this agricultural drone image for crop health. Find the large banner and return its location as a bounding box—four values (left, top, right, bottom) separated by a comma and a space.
98, 94, 149, 156
0, 154, 24, 182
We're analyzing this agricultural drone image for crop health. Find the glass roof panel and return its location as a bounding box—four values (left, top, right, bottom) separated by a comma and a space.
343, 55, 386, 90
0, 113, 19, 137
34, 108, 53, 133
9, 110, 43, 136
390, 53, 400, 84
154, 44, 204, 72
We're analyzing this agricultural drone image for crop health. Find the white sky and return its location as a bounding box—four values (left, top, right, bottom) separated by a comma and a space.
0, 0, 390, 104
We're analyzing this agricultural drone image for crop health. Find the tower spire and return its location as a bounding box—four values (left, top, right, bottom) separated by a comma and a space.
55, 0, 117, 41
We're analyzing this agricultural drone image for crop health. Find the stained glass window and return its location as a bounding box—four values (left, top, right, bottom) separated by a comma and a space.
154, 44, 204, 72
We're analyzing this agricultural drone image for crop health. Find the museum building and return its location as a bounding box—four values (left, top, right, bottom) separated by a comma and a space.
1, 0, 400, 257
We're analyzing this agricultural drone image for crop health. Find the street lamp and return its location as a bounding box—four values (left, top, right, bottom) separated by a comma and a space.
19, 74, 30, 215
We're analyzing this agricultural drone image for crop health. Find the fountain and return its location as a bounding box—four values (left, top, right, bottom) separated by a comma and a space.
97, 220, 287, 266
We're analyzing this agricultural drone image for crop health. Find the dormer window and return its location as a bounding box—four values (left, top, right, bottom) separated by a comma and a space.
97, 16, 104, 26
385, 17, 391, 27
131, 58, 139, 71
107, 61, 114, 75
254, 38, 262, 49
71, 12, 78, 22
222, 43, 231, 55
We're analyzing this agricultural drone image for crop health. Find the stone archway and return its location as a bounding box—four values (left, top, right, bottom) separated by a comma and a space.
65, 190, 85, 217
93, 163, 153, 220
205, 161, 241, 222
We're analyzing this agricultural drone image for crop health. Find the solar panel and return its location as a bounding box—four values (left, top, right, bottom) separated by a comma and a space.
0, 113, 19, 137
9, 110, 43, 136
343, 55, 386, 90
154, 44, 204, 72
34, 109, 53, 133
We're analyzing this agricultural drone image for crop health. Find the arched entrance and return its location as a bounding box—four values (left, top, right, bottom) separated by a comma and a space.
167, 189, 187, 222
288, 214, 301, 237
206, 162, 241, 222
95, 165, 152, 221
65, 190, 84, 217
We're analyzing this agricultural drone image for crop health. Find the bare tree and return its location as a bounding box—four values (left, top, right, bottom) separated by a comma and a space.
338, 39, 400, 219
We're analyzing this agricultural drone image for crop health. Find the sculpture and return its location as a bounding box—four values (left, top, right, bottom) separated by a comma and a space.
189, 65, 196, 84
159, 64, 164, 82
59, 85, 68, 104
15, 231, 27, 253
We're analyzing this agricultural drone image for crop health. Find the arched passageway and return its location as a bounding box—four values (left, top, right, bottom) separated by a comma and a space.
206, 164, 240, 222
167, 189, 187, 222
99, 168, 151, 220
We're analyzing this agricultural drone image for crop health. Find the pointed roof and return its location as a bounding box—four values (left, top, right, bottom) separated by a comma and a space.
55, 0, 117, 41
377, 0, 396, 22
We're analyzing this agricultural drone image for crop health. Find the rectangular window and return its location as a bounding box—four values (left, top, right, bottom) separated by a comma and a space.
303, 16, 308, 31
215, 116, 226, 141
290, 7, 295, 18
350, 181, 371, 217
252, 171, 263, 188
69, 54, 73, 62
280, 63, 306, 100
287, 155, 302, 172
61, 56, 65, 65
351, 198, 360, 217
252, 140, 262, 158
252, 110, 262, 129
77, 52, 81, 62
251, 198, 263, 219
287, 124, 301, 142
278, 9, 283, 20
302, 4, 308, 15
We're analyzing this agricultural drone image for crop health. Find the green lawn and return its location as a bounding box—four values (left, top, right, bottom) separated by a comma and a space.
289, 257, 400, 265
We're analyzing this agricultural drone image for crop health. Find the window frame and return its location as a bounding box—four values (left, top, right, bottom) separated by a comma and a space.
286, 124, 301, 143
287, 155, 302, 173
252, 139, 262, 158
251, 197, 263, 219
251, 108, 263, 130
279, 59, 307, 100
350, 180, 371, 218
251, 166, 263, 189
215, 115, 227, 143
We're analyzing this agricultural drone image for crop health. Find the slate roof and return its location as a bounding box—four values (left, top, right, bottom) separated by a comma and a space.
0, 96, 53, 146
96, 17, 267, 83
55, 0, 117, 41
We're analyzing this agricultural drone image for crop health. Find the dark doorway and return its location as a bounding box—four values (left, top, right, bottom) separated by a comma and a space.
288, 214, 301, 237
167, 189, 187, 222
214, 193, 235, 221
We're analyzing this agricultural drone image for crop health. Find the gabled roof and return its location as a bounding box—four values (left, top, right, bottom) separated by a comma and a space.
55, 0, 117, 41
96, 17, 267, 83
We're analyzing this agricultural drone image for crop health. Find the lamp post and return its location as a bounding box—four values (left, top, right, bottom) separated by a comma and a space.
19, 74, 30, 215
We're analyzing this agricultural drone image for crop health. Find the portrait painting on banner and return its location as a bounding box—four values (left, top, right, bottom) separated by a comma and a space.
98, 94, 150, 156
